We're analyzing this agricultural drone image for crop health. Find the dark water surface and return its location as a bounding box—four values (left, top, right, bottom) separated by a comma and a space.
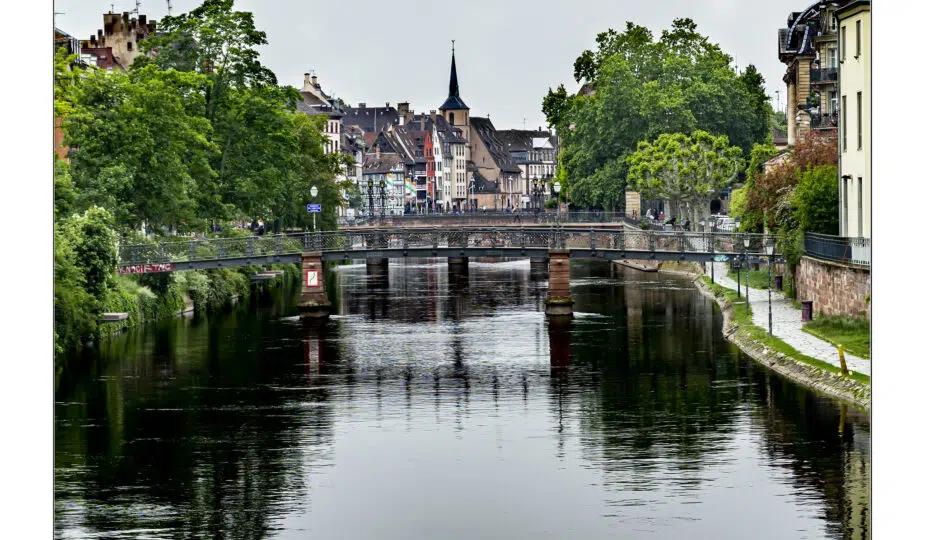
55, 260, 870, 539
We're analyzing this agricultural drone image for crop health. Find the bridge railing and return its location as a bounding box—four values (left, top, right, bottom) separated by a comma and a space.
117, 229, 784, 266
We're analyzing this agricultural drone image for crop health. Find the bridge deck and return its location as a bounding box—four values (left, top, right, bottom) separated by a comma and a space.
117, 227, 782, 273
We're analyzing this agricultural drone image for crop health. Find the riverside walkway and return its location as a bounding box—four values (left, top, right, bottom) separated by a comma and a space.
711, 263, 870, 376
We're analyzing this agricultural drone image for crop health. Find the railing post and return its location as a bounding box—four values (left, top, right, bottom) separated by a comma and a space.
189, 241, 197, 261
589, 229, 596, 251
648, 231, 655, 252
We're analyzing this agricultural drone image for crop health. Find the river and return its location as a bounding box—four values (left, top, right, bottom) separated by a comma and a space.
54, 259, 870, 539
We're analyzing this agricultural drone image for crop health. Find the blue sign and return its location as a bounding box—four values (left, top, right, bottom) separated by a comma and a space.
343, 193, 351, 200
713, 255, 729, 262
306, 204, 322, 213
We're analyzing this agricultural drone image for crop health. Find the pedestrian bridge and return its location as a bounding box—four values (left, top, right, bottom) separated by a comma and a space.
118, 226, 779, 273
117, 226, 781, 319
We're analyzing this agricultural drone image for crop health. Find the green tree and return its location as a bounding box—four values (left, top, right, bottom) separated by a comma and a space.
63, 66, 216, 232
545, 19, 770, 210
626, 131, 742, 225
793, 165, 839, 235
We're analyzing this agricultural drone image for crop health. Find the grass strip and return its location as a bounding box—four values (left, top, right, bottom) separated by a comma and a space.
802, 316, 871, 359
699, 276, 870, 386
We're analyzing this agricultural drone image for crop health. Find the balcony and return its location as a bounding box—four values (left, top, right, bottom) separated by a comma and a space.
809, 67, 838, 83
810, 112, 838, 130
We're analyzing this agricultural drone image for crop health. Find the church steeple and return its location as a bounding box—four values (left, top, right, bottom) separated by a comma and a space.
449, 41, 460, 98
439, 41, 469, 112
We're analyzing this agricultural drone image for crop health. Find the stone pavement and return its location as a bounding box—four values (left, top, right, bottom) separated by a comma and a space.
710, 262, 870, 377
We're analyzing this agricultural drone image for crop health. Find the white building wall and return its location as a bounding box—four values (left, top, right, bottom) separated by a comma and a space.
837, 7, 871, 239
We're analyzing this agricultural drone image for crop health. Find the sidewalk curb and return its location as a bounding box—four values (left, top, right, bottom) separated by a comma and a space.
691, 276, 870, 410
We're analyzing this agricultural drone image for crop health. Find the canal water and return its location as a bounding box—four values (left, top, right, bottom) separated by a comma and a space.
54, 260, 870, 539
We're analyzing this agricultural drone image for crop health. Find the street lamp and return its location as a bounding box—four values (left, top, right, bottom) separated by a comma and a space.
310, 185, 318, 231
379, 179, 386, 217
553, 181, 562, 223
366, 178, 375, 217
743, 235, 751, 311
766, 236, 776, 337
532, 177, 539, 215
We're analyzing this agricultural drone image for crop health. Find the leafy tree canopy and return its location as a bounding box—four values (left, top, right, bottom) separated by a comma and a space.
626, 130, 742, 221
544, 18, 771, 209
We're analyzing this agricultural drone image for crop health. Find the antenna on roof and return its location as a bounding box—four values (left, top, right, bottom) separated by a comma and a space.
133, 0, 141, 14
166, 0, 173, 15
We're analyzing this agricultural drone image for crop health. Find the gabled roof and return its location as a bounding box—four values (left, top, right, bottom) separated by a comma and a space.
363, 153, 404, 174
342, 106, 400, 133
470, 117, 523, 174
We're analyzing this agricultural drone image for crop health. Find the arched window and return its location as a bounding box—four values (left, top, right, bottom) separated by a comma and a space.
449, 112, 455, 125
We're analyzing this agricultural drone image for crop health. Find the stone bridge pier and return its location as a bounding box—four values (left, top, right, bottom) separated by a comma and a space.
298, 252, 331, 319
545, 249, 573, 317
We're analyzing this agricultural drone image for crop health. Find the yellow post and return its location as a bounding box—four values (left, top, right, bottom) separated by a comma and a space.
838, 344, 848, 376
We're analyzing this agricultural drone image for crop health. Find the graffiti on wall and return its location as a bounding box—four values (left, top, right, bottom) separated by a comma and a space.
117, 263, 176, 274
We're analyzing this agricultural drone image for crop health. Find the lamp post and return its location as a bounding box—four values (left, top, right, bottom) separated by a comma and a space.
531, 177, 539, 216
766, 236, 776, 337
553, 181, 562, 223
310, 185, 318, 231
379, 179, 386, 217
366, 178, 375, 218
743, 235, 751, 312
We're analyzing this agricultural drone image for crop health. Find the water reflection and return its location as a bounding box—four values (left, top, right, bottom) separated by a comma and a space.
55, 259, 870, 539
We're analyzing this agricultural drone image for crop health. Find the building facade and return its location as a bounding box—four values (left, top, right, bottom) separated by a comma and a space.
836, 1, 871, 238
78, 11, 155, 70
778, 2, 843, 144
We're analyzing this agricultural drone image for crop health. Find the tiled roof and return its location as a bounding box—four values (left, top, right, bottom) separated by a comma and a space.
363, 153, 404, 174
470, 117, 522, 174
342, 106, 400, 133
439, 95, 469, 111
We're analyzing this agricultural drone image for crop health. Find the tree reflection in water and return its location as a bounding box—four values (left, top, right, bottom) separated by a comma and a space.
55, 260, 870, 539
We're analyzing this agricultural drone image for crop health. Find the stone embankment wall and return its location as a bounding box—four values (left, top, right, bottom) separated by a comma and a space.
796, 256, 870, 319
693, 277, 870, 410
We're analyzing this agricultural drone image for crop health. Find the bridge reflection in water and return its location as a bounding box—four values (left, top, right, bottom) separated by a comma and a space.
55, 259, 869, 539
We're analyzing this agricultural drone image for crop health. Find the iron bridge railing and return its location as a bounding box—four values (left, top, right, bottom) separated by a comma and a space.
118, 228, 782, 268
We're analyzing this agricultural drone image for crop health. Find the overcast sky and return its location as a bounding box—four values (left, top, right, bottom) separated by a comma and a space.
56, 0, 805, 131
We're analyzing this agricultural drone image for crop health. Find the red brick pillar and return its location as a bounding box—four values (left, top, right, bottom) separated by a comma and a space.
545, 249, 573, 317
298, 252, 331, 319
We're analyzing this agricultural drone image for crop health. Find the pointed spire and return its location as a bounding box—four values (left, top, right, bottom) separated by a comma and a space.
449, 40, 460, 98
439, 41, 469, 111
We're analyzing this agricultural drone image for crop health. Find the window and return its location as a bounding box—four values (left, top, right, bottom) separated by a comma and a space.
449, 112, 455, 125
830, 91, 838, 115
855, 20, 861, 58
828, 47, 837, 69
841, 95, 847, 152
857, 178, 863, 236
843, 177, 849, 235
857, 92, 862, 149
830, 12, 838, 31
840, 26, 846, 61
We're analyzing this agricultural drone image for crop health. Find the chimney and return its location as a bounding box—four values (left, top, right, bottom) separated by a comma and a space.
98, 29, 103, 38
148, 20, 156, 33
90, 35, 97, 46
376, 145, 381, 159
398, 102, 409, 115
139, 14, 147, 25
311, 75, 318, 87
385, 102, 390, 109
303, 72, 312, 89
359, 103, 366, 108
